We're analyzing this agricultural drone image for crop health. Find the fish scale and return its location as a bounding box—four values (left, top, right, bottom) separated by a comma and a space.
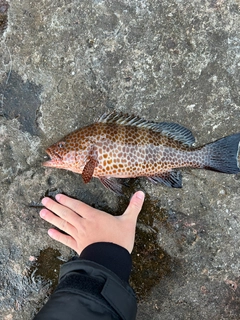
43, 112, 240, 195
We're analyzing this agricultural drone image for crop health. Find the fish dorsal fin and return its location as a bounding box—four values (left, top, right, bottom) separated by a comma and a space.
99, 112, 152, 128
155, 122, 195, 146
99, 112, 195, 146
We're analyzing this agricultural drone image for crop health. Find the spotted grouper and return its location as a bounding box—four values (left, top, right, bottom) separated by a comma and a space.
43, 112, 240, 195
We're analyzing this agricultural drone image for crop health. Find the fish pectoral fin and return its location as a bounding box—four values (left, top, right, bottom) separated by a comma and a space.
148, 170, 182, 188
82, 145, 99, 184
98, 177, 124, 196
82, 157, 98, 183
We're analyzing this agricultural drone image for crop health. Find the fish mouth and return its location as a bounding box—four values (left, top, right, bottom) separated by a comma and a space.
43, 148, 63, 167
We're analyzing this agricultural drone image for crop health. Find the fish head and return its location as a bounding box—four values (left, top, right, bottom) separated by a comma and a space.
43, 140, 70, 169
43, 132, 91, 172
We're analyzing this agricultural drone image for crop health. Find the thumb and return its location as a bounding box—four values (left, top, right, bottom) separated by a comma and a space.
123, 191, 145, 222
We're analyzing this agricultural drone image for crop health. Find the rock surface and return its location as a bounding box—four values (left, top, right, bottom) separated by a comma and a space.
0, 0, 240, 319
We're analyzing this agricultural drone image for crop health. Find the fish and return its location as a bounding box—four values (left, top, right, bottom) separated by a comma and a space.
43, 112, 240, 195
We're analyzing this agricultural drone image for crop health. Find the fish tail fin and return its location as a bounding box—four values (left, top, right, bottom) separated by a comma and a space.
202, 133, 240, 174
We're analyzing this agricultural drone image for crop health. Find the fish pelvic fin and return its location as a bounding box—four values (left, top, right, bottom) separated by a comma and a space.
148, 170, 182, 188
202, 133, 240, 174
99, 111, 195, 146
98, 177, 124, 196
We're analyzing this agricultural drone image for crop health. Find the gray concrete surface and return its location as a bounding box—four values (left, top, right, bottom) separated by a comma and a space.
0, 0, 240, 319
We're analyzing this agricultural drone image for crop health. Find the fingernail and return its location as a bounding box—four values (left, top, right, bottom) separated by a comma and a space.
136, 191, 145, 200
40, 209, 46, 218
41, 198, 48, 206
55, 194, 61, 201
48, 229, 54, 237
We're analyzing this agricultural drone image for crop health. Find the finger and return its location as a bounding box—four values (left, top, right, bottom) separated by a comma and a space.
42, 197, 82, 226
123, 191, 145, 222
40, 208, 76, 236
48, 229, 78, 253
55, 194, 95, 218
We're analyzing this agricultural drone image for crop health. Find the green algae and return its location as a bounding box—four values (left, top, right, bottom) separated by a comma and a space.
131, 227, 173, 299
116, 184, 176, 300
30, 248, 63, 292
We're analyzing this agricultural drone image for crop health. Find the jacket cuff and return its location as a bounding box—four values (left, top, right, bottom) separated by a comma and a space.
79, 242, 132, 282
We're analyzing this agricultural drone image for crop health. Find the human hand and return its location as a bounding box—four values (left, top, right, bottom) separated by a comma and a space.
40, 191, 145, 255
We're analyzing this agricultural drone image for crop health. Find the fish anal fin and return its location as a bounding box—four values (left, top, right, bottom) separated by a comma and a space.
98, 112, 195, 146
82, 146, 98, 184
99, 177, 124, 196
148, 170, 182, 188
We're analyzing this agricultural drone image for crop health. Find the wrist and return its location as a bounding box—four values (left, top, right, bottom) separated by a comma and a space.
79, 242, 132, 282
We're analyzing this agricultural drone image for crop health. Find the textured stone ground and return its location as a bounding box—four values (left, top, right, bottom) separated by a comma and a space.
0, 1, 240, 319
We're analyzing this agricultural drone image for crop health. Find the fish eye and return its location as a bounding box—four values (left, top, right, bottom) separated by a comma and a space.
58, 141, 65, 148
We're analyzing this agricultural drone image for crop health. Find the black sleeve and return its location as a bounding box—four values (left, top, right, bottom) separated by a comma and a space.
33, 242, 137, 320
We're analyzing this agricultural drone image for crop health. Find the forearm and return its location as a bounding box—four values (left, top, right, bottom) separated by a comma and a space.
33, 242, 137, 320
